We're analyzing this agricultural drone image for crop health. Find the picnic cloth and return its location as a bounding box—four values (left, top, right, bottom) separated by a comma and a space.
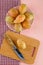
0, 0, 21, 65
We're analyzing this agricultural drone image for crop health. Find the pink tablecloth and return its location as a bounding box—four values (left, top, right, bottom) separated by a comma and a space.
20, 0, 43, 65
0, 0, 20, 65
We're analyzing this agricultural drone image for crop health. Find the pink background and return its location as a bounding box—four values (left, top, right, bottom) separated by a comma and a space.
20, 0, 43, 65
0, 0, 43, 65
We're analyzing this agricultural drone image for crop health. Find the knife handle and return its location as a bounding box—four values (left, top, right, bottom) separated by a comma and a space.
13, 47, 24, 60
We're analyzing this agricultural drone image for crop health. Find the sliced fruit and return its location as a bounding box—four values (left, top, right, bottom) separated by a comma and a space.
17, 39, 26, 49
5, 15, 14, 24
19, 4, 27, 14
8, 8, 19, 18
14, 14, 25, 23
22, 20, 31, 29
25, 12, 34, 24
14, 23, 23, 32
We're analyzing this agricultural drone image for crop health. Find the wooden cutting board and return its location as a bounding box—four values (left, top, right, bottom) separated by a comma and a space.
0, 30, 40, 64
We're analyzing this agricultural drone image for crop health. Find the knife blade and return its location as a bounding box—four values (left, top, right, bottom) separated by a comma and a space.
5, 34, 24, 60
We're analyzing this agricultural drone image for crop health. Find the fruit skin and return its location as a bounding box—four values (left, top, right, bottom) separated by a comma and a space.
8, 8, 19, 18
14, 23, 23, 32
19, 4, 27, 14
17, 39, 26, 49
14, 14, 25, 23
5, 15, 14, 24
22, 20, 31, 29
25, 12, 34, 24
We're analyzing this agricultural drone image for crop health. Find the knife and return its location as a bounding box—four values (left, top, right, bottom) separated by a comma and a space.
5, 34, 24, 60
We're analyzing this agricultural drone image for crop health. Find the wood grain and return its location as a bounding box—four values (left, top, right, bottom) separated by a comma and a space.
0, 30, 40, 64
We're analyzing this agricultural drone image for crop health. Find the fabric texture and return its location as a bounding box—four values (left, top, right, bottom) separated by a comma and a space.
0, 0, 21, 65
